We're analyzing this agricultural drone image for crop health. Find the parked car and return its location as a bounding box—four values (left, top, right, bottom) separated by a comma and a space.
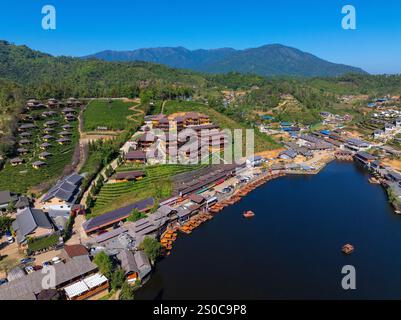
32, 265, 43, 271
20, 257, 35, 264
51, 257, 62, 264
0, 278, 8, 286
6, 236, 14, 244
25, 266, 34, 274
222, 187, 232, 193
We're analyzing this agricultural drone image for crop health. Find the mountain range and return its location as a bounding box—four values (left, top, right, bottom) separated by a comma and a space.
84, 44, 367, 77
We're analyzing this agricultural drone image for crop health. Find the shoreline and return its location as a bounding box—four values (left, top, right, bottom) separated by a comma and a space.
156, 152, 399, 259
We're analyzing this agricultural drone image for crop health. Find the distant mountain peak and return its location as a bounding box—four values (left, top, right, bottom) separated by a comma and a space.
83, 44, 367, 77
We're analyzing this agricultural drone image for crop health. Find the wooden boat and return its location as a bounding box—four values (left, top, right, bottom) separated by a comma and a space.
368, 177, 380, 184
243, 210, 255, 218
342, 244, 354, 254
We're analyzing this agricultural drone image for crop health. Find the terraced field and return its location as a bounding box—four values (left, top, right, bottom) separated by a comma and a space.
0, 110, 79, 194
91, 164, 205, 215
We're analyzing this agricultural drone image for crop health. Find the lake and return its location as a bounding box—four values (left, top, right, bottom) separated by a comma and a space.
137, 161, 401, 299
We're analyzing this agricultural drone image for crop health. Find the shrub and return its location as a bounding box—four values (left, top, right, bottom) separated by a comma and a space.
119, 281, 135, 300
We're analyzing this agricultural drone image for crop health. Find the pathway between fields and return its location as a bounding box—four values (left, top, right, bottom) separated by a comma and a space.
77, 99, 144, 222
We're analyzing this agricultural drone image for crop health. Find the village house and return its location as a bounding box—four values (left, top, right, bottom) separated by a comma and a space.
124, 150, 147, 164
18, 123, 37, 132
48, 208, 71, 232
354, 151, 377, 167
174, 116, 184, 131
246, 155, 264, 167
32, 161, 46, 169
19, 131, 31, 138
63, 273, 109, 300
66, 97, 82, 107
279, 149, 298, 160
153, 116, 170, 132
61, 244, 89, 261
83, 197, 155, 235
17, 148, 29, 155
19, 139, 31, 146
345, 138, 371, 152
136, 132, 158, 150
42, 110, 58, 118
58, 131, 72, 137
47, 98, 59, 108
0, 255, 98, 300
62, 107, 75, 115
57, 137, 71, 145
385, 170, 401, 184
158, 133, 178, 155
44, 120, 58, 127
11, 207, 54, 245
150, 114, 166, 127
0, 190, 18, 210
43, 127, 55, 134
40, 173, 83, 211
62, 124, 74, 130
110, 170, 146, 183
40, 142, 52, 150
176, 207, 191, 223
384, 123, 395, 133
184, 112, 200, 126
373, 129, 385, 139
10, 157, 24, 166
117, 249, 152, 284
15, 196, 31, 211
65, 114, 77, 122
39, 151, 52, 160
187, 194, 206, 206
42, 134, 54, 142
26, 99, 45, 111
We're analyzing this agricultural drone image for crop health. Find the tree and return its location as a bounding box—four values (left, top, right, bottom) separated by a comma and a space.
93, 251, 113, 278
6, 201, 15, 213
111, 267, 126, 291
119, 281, 135, 300
105, 165, 114, 178
139, 236, 162, 262
0, 215, 14, 233
86, 195, 94, 208
127, 209, 145, 222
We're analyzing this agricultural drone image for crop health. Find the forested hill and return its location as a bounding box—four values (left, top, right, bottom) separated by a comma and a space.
0, 40, 208, 98
85, 44, 367, 77
1, 40, 400, 100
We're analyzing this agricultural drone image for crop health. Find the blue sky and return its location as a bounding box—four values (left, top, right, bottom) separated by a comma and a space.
0, 0, 400, 74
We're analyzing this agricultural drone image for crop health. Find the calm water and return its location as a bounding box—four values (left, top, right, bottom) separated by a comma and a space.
137, 161, 401, 299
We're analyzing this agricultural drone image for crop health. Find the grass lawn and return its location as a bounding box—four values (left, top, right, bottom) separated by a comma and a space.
90, 164, 205, 216
0, 111, 79, 194
83, 100, 139, 131
163, 100, 280, 152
